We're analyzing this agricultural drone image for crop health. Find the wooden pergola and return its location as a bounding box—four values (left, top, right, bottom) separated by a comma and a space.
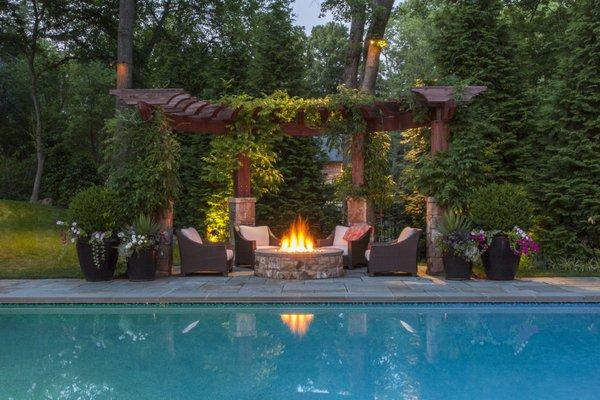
111, 86, 486, 274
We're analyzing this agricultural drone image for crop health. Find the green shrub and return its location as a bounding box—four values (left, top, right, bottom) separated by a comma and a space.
470, 183, 533, 231
103, 109, 180, 219
67, 186, 124, 233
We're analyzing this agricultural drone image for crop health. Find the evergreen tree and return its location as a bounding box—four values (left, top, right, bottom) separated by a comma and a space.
416, 0, 534, 209
531, 0, 600, 259
256, 136, 337, 237
246, 0, 307, 95
305, 22, 348, 96
243, 0, 335, 236
174, 134, 213, 231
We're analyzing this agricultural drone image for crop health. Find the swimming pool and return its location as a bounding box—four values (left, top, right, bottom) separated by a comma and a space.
1, 304, 598, 399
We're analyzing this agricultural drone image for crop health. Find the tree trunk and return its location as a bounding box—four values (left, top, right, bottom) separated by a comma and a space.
360, 0, 394, 94
28, 62, 44, 203
116, 0, 135, 108
343, 1, 367, 88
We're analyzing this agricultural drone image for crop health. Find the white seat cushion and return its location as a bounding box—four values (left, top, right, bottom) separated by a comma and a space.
333, 225, 349, 246
226, 249, 234, 261
398, 227, 413, 242
180, 228, 202, 244
256, 245, 279, 250
398, 228, 415, 242
323, 245, 348, 255
365, 249, 370, 261
239, 225, 270, 247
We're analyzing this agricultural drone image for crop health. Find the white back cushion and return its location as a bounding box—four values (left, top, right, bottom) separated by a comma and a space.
333, 225, 349, 246
398, 228, 414, 242
181, 228, 202, 244
239, 225, 270, 247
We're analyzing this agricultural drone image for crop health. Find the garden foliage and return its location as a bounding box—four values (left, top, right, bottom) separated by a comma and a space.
103, 110, 180, 221
470, 184, 533, 232
67, 186, 124, 234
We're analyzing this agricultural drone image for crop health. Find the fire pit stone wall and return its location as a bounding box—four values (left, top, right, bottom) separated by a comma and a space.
254, 248, 344, 280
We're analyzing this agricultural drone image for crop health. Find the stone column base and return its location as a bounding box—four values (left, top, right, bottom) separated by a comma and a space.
347, 197, 370, 226
426, 196, 444, 275
228, 197, 256, 244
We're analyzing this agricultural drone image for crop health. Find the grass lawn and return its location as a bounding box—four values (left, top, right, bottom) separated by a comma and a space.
0, 200, 82, 278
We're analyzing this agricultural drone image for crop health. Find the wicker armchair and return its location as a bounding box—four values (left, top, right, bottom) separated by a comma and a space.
365, 227, 422, 276
318, 225, 372, 269
176, 228, 233, 276
233, 225, 280, 268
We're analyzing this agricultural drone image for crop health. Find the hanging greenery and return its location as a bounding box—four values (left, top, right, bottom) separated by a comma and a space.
196, 87, 422, 240
103, 109, 181, 220
325, 86, 395, 211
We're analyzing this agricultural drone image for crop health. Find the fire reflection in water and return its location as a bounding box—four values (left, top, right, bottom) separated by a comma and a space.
280, 314, 314, 337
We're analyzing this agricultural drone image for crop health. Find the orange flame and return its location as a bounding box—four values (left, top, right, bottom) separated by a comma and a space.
280, 314, 314, 337
280, 216, 315, 252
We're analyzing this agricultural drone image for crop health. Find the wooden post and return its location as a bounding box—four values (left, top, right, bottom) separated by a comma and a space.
426, 103, 454, 275
233, 153, 252, 197
430, 107, 450, 153
229, 153, 256, 251
351, 133, 365, 188
347, 132, 370, 226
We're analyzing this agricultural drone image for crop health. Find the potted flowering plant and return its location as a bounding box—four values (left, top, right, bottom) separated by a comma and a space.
470, 183, 540, 280
436, 211, 482, 280
58, 186, 124, 281
118, 215, 162, 281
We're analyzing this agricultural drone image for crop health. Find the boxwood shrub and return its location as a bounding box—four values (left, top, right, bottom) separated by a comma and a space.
470, 183, 533, 232
68, 186, 124, 234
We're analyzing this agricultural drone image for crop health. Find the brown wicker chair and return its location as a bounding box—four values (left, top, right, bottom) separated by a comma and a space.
318, 225, 372, 269
233, 225, 280, 268
176, 228, 233, 276
365, 227, 422, 276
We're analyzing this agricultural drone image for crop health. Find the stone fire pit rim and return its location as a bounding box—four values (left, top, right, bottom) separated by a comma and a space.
254, 248, 343, 257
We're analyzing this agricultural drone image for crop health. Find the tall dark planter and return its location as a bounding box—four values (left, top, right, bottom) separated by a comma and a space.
76, 237, 119, 282
443, 252, 472, 280
127, 248, 157, 281
482, 235, 520, 280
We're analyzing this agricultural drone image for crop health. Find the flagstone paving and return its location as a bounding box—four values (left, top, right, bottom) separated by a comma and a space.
0, 268, 599, 304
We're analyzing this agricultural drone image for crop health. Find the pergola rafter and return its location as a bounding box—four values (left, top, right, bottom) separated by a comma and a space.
110, 86, 486, 275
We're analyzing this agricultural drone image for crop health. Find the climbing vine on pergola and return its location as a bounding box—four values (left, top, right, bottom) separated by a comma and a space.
110, 85, 485, 274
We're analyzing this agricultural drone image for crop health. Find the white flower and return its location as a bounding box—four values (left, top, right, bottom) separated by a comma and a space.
72, 222, 77, 226
56, 220, 64, 226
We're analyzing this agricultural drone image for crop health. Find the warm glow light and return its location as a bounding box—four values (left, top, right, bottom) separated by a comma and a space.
370, 38, 388, 48
280, 216, 315, 253
280, 314, 314, 337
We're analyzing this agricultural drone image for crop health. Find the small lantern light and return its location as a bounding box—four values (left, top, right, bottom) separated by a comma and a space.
370, 38, 388, 48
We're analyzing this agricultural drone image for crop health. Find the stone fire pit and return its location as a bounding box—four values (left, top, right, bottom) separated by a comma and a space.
254, 248, 344, 280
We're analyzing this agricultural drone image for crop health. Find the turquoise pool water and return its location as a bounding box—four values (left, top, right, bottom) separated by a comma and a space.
1, 304, 599, 399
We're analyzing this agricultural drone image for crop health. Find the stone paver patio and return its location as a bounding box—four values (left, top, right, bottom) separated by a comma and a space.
1, 268, 599, 303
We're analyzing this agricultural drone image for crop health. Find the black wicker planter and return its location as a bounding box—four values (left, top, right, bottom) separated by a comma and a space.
76, 237, 119, 282
443, 252, 472, 280
127, 248, 157, 281
482, 235, 520, 280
